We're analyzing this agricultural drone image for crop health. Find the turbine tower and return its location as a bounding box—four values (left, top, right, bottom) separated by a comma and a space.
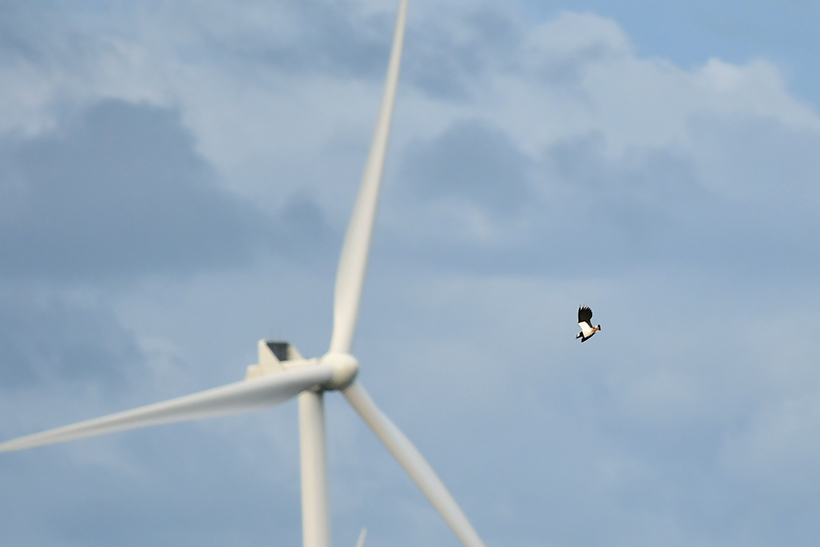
0, 1, 487, 546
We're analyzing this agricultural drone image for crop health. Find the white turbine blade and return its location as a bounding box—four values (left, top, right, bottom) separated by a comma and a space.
330, 0, 408, 354
354, 528, 367, 547
343, 382, 486, 547
0, 364, 334, 452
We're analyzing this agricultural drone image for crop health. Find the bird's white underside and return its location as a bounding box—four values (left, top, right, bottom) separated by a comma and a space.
578, 321, 596, 337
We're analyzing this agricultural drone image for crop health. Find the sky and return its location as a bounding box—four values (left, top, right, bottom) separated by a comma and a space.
1, 1, 820, 546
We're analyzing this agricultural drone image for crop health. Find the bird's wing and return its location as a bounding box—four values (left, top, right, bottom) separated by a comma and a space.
578, 306, 593, 325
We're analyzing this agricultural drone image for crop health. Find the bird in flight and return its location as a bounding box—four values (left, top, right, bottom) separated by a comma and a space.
576, 306, 601, 342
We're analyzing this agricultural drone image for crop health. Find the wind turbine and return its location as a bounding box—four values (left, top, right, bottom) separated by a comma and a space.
0, 1, 486, 546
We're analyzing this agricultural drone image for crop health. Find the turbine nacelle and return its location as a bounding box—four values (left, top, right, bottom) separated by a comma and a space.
246, 339, 308, 379
246, 340, 358, 391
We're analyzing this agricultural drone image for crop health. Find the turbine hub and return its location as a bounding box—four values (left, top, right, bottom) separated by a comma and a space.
321, 352, 359, 390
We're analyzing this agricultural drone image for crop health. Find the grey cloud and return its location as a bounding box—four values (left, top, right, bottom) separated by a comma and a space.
401, 118, 532, 216
0, 416, 304, 547
0, 0, 519, 104
0, 3, 36, 63
203, 0, 394, 81
0, 0, 393, 85
0, 1, 56, 65
215, 2, 523, 101
689, 114, 820, 210
403, 8, 522, 101
0, 99, 335, 280
390, 121, 820, 281
530, 42, 615, 88
0, 289, 142, 388
545, 132, 711, 251
402, 8, 626, 101
0, 1, 103, 73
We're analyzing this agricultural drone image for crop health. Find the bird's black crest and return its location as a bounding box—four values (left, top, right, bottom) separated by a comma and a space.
578, 306, 593, 324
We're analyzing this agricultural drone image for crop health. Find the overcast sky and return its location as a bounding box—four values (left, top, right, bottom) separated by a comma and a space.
2, 1, 820, 546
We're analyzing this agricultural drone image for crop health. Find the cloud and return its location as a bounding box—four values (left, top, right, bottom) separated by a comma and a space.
0, 288, 142, 388
401, 118, 532, 216
377, 8, 820, 280
401, 6, 522, 101
386, 119, 820, 282
206, 0, 395, 81
0, 2, 43, 64
0, 99, 335, 280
